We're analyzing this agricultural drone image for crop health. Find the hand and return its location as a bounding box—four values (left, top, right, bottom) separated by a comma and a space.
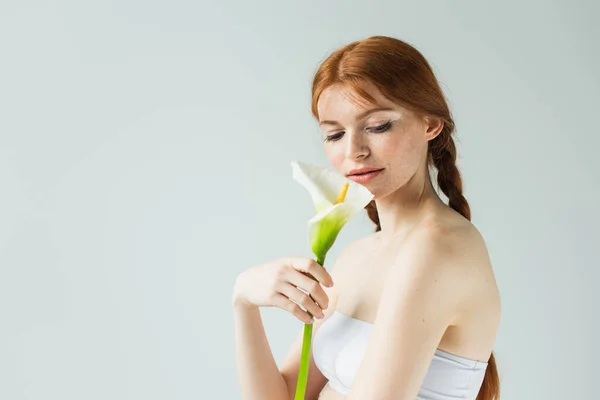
232, 257, 334, 324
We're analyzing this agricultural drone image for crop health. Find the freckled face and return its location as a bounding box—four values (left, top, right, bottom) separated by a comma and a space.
316, 83, 430, 199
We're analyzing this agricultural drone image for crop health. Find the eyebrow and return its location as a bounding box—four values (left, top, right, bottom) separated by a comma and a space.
319, 106, 395, 126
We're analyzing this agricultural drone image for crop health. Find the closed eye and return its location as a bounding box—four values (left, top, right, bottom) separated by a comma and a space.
324, 132, 344, 142
324, 120, 393, 143
367, 121, 392, 133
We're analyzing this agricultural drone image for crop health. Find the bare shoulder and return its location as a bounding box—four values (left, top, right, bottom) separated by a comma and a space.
418, 212, 501, 325
391, 212, 501, 322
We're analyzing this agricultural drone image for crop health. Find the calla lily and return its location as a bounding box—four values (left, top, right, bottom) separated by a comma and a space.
291, 161, 374, 264
290, 161, 374, 400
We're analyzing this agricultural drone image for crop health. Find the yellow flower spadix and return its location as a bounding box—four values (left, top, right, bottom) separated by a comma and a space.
335, 182, 349, 204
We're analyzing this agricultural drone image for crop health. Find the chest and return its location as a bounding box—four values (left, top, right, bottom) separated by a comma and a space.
333, 239, 399, 322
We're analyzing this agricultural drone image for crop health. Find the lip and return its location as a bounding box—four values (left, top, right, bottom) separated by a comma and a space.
347, 168, 384, 183
347, 167, 384, 176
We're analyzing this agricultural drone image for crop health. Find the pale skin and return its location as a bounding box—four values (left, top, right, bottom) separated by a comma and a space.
232, 81, 501, 400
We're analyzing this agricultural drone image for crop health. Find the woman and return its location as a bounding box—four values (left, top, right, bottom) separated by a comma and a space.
232, 35, 501, 400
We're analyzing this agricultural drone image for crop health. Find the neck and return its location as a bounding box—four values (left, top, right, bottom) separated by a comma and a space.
375, 170, 445, 241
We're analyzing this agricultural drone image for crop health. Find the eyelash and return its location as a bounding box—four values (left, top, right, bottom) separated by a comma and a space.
324, 120, 393, 143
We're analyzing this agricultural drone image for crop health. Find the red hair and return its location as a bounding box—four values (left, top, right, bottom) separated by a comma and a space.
310, 35, 500, 400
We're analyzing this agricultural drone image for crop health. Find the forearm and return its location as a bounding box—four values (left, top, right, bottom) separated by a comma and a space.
233, 301, 289, 400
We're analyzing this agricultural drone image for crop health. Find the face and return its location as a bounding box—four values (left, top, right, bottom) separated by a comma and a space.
316, 82, 442, 199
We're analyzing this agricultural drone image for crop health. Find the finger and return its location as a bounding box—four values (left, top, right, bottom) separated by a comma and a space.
271, 293, 314, 324
286, 257, 334, 288
286, 270, 330, 311
279, 282, 325, 319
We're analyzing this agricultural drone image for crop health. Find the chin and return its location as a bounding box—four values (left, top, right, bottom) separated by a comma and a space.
359, 183, 385, 199
367, 182, 403, 201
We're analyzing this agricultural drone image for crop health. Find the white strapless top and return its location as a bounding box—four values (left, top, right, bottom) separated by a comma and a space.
312, 310, 488, 399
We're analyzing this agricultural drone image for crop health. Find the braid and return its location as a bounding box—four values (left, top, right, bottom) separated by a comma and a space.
429, 128, 501, 399
365, 200, 381, 232
429, 126, 471, 221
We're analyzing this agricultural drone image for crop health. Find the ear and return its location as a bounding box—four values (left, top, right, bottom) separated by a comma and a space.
423, 115, 444, 141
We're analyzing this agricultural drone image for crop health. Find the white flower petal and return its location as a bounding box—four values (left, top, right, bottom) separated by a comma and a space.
291, 161, 333, 213
291, 161, 374, 213
343, 180, 376, 214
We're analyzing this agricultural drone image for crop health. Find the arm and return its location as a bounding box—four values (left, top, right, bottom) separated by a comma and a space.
232, 301, 290, 400
346, 225, 470, 400
232, 268, 339, 400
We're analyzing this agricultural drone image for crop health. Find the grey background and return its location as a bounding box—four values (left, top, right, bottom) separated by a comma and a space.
1, 1, 598, 399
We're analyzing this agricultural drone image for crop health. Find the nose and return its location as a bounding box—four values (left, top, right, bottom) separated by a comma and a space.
345, 132, 370, 160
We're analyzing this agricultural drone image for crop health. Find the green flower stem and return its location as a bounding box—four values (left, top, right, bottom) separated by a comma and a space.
294, 256, 326, 400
